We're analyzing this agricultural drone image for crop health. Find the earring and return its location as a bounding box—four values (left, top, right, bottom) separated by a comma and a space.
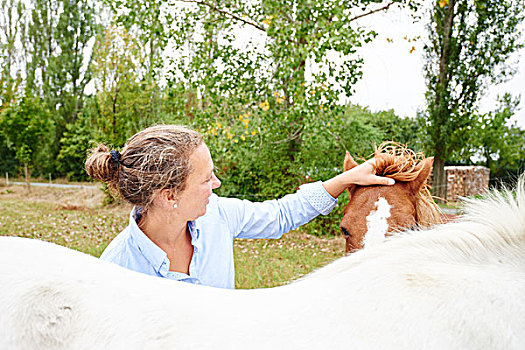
173, 203, 178, 209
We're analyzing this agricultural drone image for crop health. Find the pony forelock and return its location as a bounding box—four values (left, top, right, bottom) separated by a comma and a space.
372, 142, 442, 227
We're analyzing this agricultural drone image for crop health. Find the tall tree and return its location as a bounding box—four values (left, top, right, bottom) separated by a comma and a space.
422, 0, 525, 200
57, 24, 166, 180
106, 0, 168, 117
162, 0, 412, 140
88, 25, 155, 145
25, 0, 97, 126
22, 0, 98, 176
24, 0, 59, 97
49, 0, 97, 124
0, 0, 26, 107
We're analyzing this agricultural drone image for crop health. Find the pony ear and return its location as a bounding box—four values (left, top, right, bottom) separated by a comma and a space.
410, 157, 434, 193
344, 152, 359, 198
344, 151, 359, 172
346, 184, 356, 201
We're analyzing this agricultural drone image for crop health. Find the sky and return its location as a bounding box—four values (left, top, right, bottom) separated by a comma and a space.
349, 6, 525, 128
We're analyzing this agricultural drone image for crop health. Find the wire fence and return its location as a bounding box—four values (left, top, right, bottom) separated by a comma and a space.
3, 169, 522, 201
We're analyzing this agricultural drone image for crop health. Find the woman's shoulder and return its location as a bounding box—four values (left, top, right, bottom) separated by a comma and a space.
208, 193, 251, 215
199, 193, 246, 225
99, 227, 132, 262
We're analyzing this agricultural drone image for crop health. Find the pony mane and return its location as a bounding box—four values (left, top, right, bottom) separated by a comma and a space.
372, 142, 442, 227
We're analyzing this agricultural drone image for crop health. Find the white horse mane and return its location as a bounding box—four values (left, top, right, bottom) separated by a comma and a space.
1, 177, 524, 349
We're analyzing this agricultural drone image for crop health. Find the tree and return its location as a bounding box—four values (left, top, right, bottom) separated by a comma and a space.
473, 94, 520, 169
49, 0, 97, 124
105, 0, 170, 118
354, 106, 422, 150
422, 0, 525, 200
467, 94, 525, 186
22, 0, 98, 176
24, 0, 59, 97
56, 102, 95, 179
89, 25, 161, 146
164, 0, 415, 144
0, 95, 53, 189
0, 0, 26, 107
495, 125, 525, 185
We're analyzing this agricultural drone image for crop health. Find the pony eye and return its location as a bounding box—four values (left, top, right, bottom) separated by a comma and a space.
340, 227, 350, 236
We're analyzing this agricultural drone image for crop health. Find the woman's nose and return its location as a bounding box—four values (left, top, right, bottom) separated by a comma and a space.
211, 173, 221, 189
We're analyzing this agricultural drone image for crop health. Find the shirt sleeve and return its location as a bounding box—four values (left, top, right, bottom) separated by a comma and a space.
217, 181, 337, 239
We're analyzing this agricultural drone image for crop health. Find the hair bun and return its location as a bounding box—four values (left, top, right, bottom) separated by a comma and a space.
85, 144, 119, 184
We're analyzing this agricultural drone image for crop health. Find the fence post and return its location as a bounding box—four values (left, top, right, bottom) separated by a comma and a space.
5, 172, 8, 186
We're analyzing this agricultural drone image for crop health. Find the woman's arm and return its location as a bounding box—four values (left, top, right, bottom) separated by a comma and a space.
217, 156, 394, 239
217, 182, 337, 240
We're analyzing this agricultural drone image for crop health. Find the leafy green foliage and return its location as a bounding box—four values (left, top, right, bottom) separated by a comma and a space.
450, 93, 525, 187
471, 94, 521, 168
56, 109, 94, 179
0, 133, 18, 175
0, 95, 54, 172
19, 0, 99, 178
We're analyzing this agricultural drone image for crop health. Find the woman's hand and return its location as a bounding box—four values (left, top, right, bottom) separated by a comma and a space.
322, 158, 394, 198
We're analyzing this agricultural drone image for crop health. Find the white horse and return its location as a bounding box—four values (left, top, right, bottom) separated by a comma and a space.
1, 178, 525, 350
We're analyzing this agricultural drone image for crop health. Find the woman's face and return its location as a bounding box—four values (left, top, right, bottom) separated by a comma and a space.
175, 143, 221, 221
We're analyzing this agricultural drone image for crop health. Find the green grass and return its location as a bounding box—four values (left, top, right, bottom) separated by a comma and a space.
234, 233, 344, 288
0, 184, 345, 289
436, 200, 459, 209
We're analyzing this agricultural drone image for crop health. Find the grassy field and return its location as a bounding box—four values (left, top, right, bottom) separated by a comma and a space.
0, 183, 345, 289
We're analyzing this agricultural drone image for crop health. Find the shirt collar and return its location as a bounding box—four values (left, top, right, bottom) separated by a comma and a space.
188, 220, 200, 241
128, 207, 200, 276
128, 207, 170, 276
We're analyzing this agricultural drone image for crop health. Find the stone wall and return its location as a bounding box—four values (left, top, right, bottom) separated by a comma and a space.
428, 166, 490, 202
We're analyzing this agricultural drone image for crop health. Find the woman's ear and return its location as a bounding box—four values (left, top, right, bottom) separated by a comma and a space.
158, 188, 178, 205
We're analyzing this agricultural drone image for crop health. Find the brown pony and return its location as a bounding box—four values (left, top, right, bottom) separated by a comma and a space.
341, 143, 442, 253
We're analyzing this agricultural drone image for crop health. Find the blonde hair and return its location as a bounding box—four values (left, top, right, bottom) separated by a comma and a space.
85, 125, 203, 211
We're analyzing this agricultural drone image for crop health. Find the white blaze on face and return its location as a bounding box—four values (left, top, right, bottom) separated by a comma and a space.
363, 197, 392, 248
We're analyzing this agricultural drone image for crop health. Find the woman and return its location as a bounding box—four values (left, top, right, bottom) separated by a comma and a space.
85, 124, 394, 289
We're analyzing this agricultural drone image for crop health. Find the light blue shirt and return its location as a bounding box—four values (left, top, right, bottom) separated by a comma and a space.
100, 181, 337, 289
